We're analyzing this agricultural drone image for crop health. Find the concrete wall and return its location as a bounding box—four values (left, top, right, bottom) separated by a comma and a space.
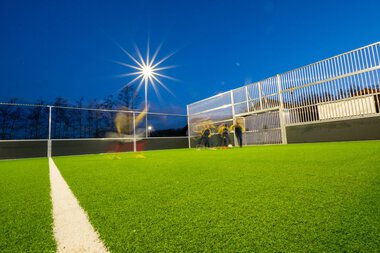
286, 116, 380, 143
1, 116, 379, 159
51, 138, 188, 156
0, 141, 48, 159
0, 138, 189, 159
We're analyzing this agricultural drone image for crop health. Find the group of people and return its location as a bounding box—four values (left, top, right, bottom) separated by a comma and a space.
196, 120, 245, 148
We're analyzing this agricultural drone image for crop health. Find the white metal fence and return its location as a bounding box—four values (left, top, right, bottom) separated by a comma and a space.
187, 42, 380, 146
0, 103, 188, 157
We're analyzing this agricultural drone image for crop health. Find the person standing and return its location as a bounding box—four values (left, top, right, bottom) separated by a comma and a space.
218, 124, 230, 147
111, 106, 147, 157
201, 125, 212, 148
230, 121, 245, 147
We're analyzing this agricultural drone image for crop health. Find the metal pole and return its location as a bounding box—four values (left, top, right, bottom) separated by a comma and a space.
258, 82, 263, 110
245, 86, 250, 113
186, 105, 191, 148
277, 74, 288, 144
145, 82, 148, 138
230, 90, 238, 146
48, 106, 52, 157
133, 111, 136, 152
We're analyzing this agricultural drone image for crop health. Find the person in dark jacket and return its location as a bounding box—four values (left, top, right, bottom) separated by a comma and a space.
201, 125, 212, 148
230, 121, 245, 147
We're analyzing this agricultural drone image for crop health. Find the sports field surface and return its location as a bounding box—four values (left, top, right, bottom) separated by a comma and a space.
53, 141, 380, 252
0, 158, 56, 252
1, 141, 380, 252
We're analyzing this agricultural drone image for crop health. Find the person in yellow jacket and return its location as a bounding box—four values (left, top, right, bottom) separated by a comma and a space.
114, 106, 147, 136
191, 120, 214, 148
109, 106, 147, 158
217, 123, 230, 147
230, 121, 245, 147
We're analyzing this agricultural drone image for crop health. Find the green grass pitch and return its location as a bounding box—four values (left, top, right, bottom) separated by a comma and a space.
53, 141, 380, 252
0, 158, 56, 252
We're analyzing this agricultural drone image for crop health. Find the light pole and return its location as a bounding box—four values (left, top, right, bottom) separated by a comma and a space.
117, 43, 176, 139
145, 80, 148, 138
142, 66, 152, 138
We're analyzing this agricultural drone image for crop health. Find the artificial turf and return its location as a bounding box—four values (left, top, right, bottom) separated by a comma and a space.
53, 141, 380, 252
0, 158, 56, 252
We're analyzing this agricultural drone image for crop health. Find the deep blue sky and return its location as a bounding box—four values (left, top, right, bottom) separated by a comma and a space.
1, 0, 380, 113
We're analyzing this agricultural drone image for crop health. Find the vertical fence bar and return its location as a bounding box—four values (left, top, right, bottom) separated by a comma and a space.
245, 86, 250, 113
145, 112, 148, 138
277, 74, 288, 144
258, 82, 263, 110
48, 106, 52, 157
372, 45, 380, 110
187, 105, 191, 148
230, 90, 238, 146
133, 111, 136, 152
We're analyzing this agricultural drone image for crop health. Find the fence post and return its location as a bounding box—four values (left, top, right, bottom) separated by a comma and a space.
258, 82, 263, 110
48, 106, 52, 157
186, 105, 191, 148
230, 90, 238, 146
145, 112, 148, 138
245, 86, 250, 113
277, 74, 288, 144
133, 111, 137, 152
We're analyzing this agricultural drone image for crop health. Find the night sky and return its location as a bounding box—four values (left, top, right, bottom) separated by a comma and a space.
1, 0, 380, 113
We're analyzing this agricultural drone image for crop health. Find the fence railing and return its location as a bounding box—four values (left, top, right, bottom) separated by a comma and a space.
187, 42, 380, 143
2, 43, 379, 155
0, 103, 188, 158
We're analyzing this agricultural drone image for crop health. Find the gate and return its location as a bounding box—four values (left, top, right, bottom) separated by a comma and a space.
238, 110, 282, 145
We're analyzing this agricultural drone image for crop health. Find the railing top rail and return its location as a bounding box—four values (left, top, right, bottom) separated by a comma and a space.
0, 102, 47, 108
279, 41, 380, 76
187, 90, 231, 107
0, 102, 187, 117
187, 76, 277, 108
187, 41, 380, 111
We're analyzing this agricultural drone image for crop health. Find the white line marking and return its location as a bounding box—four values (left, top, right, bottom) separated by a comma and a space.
49, 158, 109, 253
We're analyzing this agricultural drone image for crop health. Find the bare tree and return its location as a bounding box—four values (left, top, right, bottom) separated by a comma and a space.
101, 95, 117, 133
86, 99, 104, 137
73, 97, 84, 138
117, 86, 141, 109
27, 98, 47, 139
0, 98, 21, 139
8, 107, 21, 139
102, 95, 116, 109
52, 97, 70, 138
